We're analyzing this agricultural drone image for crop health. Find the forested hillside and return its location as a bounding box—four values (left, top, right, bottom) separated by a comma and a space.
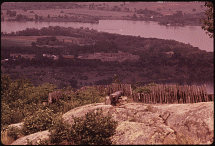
1, 26, 213, 88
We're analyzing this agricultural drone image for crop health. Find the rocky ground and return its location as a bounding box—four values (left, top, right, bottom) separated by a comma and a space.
11, 101, 214, 145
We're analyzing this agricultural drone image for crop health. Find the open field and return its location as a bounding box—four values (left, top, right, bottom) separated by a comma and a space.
1, 8, 133, 20
77, 2, 207, 15
1, 2, 207, 21
1, 35, 82, 47
1, 36, 35, 46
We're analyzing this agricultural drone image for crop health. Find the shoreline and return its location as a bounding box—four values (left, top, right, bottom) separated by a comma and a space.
2, 18, 203, 27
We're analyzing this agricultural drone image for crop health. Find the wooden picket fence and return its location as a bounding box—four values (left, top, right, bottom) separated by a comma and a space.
132, 84, 213, 104
48, 83, 132, 103
48, 83, 213, 104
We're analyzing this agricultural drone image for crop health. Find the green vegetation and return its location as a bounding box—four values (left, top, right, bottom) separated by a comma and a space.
1, 74, 55, 127
1, 37, 33, 47
22, 108, 55, 135
7, 126, 22, 140
1, 74, 109, 144
48, 109, 118, 145
12, 109, 117, 145
133, 83, 157, 93
200, 2, 214, 38
1, 74, 105, 129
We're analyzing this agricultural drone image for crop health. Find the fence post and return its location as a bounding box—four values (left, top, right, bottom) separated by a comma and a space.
203, 84, 208, 102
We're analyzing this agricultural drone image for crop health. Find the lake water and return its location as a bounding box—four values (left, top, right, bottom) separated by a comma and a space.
1, 20, 214, 93
1, 20, 214, 52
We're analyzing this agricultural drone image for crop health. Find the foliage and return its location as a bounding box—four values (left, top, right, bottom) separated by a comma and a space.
112, 74, 121, 84
49, 109, 118, 145
1, 75, 33, 103
22, 108, 55, 135
201, 2, 214, 38
70, 108, 118, 145
1, 74, 57, 127
48, 98, 74, 114
1, 74, 106, 129
1, 74, 11, 96
74, 86, 104, 106
6, 10, 16, 17
46, 86, 105, 115
133, 82, 157, 93
1, 102, 24, 126
7, 126, 22, 140
48, 115, 72, 144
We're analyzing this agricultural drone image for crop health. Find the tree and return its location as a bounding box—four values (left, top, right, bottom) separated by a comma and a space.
39, 16, 43, 21
16, 14, 23, 21
31, 42, 36, 47
69, 79, 78, 88
112, 74, 121, 84
1, 74, 11, 96
201, 2, 214, 38
35, 52, 43, 60
35, 14, 38, 20
132, 14, 137, 20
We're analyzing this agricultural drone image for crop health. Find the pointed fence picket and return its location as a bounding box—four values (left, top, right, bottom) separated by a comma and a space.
48, 83, 213, 104
132, 84, 213, 104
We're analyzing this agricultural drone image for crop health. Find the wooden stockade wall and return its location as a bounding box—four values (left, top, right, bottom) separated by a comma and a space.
132, 84, 213, 104
48, 83, 213, 104
48, 83, 132, 103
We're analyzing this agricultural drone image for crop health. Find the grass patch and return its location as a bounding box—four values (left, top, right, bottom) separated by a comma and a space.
1, 36, 34, 47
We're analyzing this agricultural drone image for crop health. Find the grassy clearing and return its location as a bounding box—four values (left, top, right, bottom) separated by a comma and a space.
1, 38, 32, 47
1, 35, 80, 47
1, 36, 37, 47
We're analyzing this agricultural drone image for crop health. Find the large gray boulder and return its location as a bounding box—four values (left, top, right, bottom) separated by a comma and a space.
11, 102, 214, 145
11, 130, 50, 145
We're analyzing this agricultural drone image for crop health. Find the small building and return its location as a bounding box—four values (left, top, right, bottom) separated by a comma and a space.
62, 55, 74, 59
166, 51, 174, 56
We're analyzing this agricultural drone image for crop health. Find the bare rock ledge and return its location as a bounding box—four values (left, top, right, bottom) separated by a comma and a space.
11, 101, 214, 145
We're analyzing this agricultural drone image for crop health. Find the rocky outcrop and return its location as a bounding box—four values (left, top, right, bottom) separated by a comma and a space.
8, 122, 24, 130
11, 130, 50, 145
11, 102, 214, 145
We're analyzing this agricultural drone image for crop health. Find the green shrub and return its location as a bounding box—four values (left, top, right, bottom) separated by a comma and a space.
70, 108, 118, 145
49, 109, 118, 145
49, 116, 72, 144
7, 126, 22, 140
22, 108, 55, 135
74, 86, 104, 106
1, 75, 33, 103
133, 82, 157, 93
1, 74, 57, 127
1, 74, 11, 96
48, 99, 74, 114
